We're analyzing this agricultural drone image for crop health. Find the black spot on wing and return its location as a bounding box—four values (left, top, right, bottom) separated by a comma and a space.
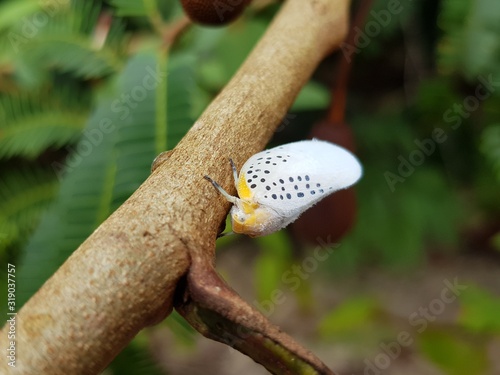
244, 147, 337, 206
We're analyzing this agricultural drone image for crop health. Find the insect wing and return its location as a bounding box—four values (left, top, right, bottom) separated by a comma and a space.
238, 140, 362, 217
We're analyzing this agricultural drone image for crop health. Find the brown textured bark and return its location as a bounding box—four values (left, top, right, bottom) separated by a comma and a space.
0, 0, 350, 374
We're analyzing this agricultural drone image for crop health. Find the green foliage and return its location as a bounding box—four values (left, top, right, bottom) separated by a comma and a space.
253, 231, 293, 302
414, 77, 462, 129
291, 81, 330, 112
319, 112, 462, 274
0, 0, 41, 32
5, 0, 127, 81
457, 285, 500, 334
0, 167, 58, 254
419, 330, 489, 375
107, 335, 165, 375
164, 310, 197, 347
493, 232, 500, 251
481, 124, 500, 183
355, 0, 418, 58
438, 0, 500, 79
108, 0, 183, 19
0, 83, 90, 158
108, 0, 155, 17
192, 18, 329, 112
318, 296, 380, 340
195, 19, 267, 90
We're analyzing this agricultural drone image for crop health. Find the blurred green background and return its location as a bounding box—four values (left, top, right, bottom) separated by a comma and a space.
1, 0, 500, 374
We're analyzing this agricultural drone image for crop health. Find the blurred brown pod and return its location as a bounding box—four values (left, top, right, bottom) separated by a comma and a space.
180, 0, 251, 26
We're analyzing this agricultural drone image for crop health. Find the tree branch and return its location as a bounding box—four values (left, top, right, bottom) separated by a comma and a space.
0, 0, 350, 373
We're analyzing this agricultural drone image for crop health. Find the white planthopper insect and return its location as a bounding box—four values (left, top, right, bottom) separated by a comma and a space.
205, 139, 363, 237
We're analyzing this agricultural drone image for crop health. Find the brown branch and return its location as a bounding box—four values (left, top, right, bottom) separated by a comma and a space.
176, 260, 337, 374
328, 0, 374, 124
162, 15, 191, 48
0, 0, 350, 374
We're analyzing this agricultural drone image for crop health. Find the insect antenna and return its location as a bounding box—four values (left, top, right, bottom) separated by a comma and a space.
204, 175, 239, 204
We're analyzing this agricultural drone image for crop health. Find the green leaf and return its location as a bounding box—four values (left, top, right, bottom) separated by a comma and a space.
107, 335, 164, 375
0, 84, 90, 158
481, 124, 500, 183
0, 0, 42, 32
197, 19, 266, 89
290, 81, 329, 112
0, 167, 58, 254
253, 231, 293, 302
492, 231, 500, 251
355, 0, 419, 58
318, 296, 379, 338
457, 285, 500, 334
438, 0, 500, 79
110, 50, 197, 209
462, 0, 500, 79
437, 0, 473, 75
414, 77, 462, 130
325, 112, 463, 272
419, 330, 489, 375
164, 310, 197, 347
17, 97, 118, 305
197, 58, 228, 91
10, 0, 127, 78
108, 0, 154, 17
108, 0, 182, 20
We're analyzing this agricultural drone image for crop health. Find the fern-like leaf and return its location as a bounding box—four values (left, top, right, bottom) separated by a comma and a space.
107, 0, 155, 17
0, 0, 41, 32
9, 0, 127, 78
17, 49, 198, 307
108, 0, 182, 21
111, 51, 197, 209
0, 167, 58, 254
0, 84, 90, 158
17, 97, 118, 305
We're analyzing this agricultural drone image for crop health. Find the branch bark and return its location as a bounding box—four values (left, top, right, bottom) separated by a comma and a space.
1, 0, 350, 373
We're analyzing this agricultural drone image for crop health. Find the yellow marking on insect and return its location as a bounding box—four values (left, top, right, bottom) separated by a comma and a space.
237, 172, 253, 200
240, 200, 258, 216
232, 220, 247, 234
232, 208, 259, 234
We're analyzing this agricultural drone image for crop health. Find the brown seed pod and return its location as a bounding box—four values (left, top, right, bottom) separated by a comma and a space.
180, 0, 251, 26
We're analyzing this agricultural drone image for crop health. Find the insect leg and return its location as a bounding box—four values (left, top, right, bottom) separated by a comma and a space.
217, 230, 234, 238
